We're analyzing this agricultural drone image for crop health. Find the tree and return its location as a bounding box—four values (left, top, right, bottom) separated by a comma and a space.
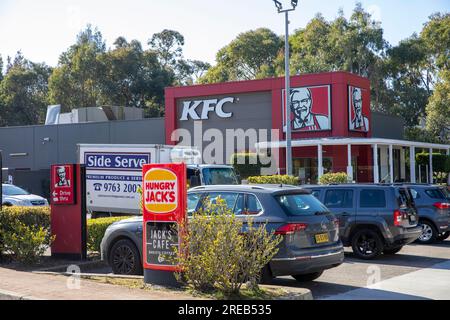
0, 52, 51, 126
48, 25, 106, 111
425, 73, 450, 143
149, 29, 185, 70
98, 37, 172, 115
0, 55, 3, 82
200, 28, 282, 83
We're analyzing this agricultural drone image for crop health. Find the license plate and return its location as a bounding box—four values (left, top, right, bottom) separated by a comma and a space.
315, 233, 329, 244
409, 215, 416, 222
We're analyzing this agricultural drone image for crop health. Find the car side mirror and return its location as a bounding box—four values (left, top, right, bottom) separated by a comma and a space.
190, 175, 201, 187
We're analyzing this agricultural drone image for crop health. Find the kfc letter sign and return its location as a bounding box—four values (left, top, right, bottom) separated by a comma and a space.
51, 164, 75, 205
142, 163, 186, 272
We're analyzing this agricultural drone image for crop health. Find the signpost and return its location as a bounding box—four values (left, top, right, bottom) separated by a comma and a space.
142, 163, 186, 286
50, 164, 87, 260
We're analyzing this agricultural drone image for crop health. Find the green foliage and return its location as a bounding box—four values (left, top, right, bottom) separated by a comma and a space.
425, 76, 450, 143
175, 200, 281, 296
0, 206, 52, 264
0, 52, 51, 126
319, 172, 350, 184
200, 28, 282, 83
87, 216, 133, 252
404, 127, 441, 144
415, 153, 449, 172
247, 175, 299, 185
230, 153, 266, 179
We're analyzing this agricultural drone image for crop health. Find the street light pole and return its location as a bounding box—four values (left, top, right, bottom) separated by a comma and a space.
273, 0, 298, 176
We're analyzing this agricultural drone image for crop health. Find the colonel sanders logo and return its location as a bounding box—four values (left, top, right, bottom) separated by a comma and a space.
55, 166, 71, 188
349, 86, 369, 132
289, 87, 330, 131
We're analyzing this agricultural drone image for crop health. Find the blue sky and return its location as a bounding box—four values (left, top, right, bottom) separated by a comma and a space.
0, 0, 449, 68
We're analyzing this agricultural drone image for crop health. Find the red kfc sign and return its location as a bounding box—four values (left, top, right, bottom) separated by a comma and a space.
51, 164, 75, 205
283, 85, 331, 132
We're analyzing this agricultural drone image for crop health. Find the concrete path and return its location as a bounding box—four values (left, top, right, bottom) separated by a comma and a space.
323, 260, 450, 300
0, 267, 198, 300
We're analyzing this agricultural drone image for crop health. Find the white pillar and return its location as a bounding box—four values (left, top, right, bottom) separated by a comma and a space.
318, 144, 323, 180
410, 146, 416, 183
373, 144, 379, 183
400, 147, 406, 180
380, 145, 388, 182
347, 144, 353, 182
429, 148, 433, 184
389, 145, 394, 183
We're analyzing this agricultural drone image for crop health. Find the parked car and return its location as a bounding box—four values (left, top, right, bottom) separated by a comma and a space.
1, 183, 49, 207
101, 184, 344, 281
305, 184, 422, 259
406, 184, 450, 244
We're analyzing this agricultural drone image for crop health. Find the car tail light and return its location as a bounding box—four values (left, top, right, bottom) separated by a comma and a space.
433, 202, 450, 210
393, 210, 403, 226
274, 223, 307, 235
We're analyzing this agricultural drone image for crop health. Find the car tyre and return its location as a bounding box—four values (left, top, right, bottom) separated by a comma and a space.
383, 246, 402, 255
292, 271, 324, 282
436, 231, 450, 242
351, 229, 383, 260
109, 239, 142, 275
259, 265, 273, 284
416, 221, 438, 244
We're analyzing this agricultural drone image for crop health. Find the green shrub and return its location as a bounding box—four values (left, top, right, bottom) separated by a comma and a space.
174, 199, 282, 297
0, 206, 52, 264
247, 175, 299, 185
87, 216, 133, 252
319, 172, 349, 184
416, 152, 450, 183
230, 153, 269, 179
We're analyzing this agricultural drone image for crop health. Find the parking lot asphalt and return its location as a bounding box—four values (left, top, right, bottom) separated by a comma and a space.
88, 239, 450, 300
272, 239, 450, 300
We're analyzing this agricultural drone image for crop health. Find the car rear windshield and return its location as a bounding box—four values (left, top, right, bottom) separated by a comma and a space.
275, 193, 329, 216
2, 185, 29, 196
425, 188, 450, 200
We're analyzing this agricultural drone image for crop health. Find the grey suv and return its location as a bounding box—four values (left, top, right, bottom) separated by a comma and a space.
101, 184, 344, 281
305, 184, 422, 259
407, 184, 450, 244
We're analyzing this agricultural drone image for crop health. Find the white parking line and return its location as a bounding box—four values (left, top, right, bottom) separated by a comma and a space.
323, 260, 450, 300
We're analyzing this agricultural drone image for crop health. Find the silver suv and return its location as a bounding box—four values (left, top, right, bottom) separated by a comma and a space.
101, 184, 344, 281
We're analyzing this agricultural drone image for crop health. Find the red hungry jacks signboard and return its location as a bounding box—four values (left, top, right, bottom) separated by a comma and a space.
51, 164, 75, 205
142, 163, 186, 271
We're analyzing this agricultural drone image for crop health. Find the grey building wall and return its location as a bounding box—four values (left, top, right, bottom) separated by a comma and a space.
371, 112, 405, 139
0, 118, 165, 171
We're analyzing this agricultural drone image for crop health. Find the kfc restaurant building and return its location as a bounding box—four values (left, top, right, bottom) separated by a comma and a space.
165, 71, 450, 184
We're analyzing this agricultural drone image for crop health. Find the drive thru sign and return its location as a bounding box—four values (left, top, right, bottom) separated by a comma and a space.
142, 163, 186, 285
51, 164, 75, 205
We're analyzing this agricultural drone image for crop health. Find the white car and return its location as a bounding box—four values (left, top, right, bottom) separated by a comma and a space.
1, 183, 49, 207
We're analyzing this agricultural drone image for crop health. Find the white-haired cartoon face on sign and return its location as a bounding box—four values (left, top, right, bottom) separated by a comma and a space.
55, 166, 71, 188
349, 86, 369, 132
290, 87, 329, 131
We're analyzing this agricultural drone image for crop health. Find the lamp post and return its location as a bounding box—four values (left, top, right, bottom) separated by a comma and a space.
272, 0, 298, 176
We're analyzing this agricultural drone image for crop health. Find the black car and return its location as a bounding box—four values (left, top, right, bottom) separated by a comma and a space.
306, 184, 422, 259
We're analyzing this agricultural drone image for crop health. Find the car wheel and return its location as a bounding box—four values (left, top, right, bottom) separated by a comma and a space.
437, 232, 450, 242
351, 229, 383, 259
383, 246, 402, 255
109, 239, 142, 275
292, 271, 324, 282
416, 221, 437, 244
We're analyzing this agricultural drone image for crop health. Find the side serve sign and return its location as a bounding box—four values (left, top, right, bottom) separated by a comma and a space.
142, 163, 186, 275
